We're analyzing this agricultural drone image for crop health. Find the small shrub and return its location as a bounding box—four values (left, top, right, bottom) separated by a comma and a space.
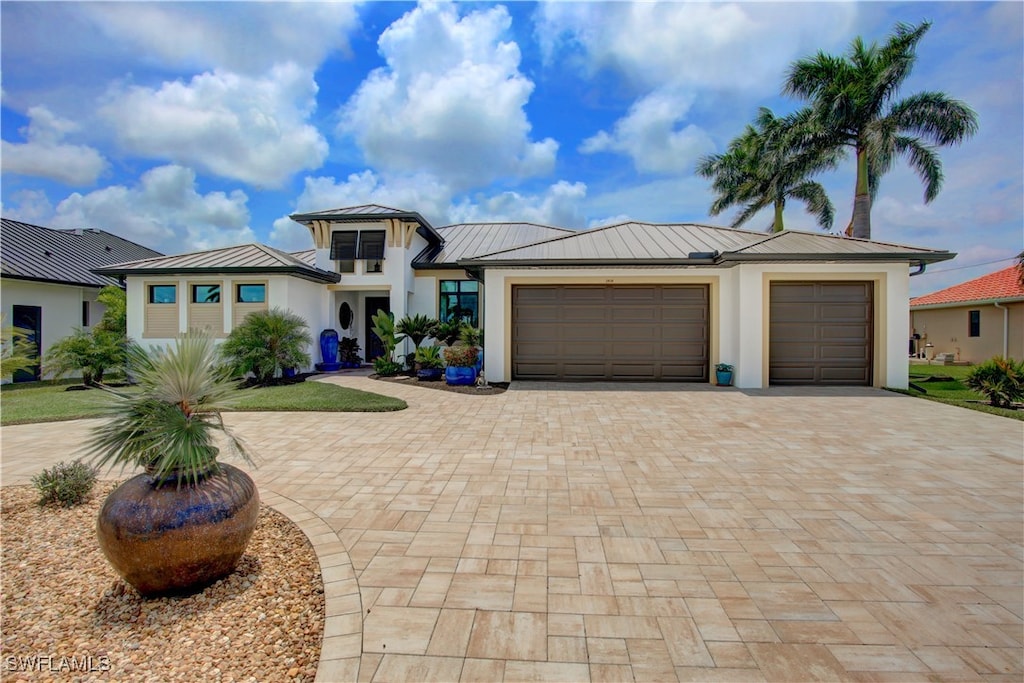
443, 345, 479, 368
373, 357, 405, 377
32, 461, 98, 507
965, 356, 1024, 408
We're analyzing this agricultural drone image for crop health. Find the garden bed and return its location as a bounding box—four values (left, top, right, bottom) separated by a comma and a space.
374, 374, 509, 395
1, 483, 324, 681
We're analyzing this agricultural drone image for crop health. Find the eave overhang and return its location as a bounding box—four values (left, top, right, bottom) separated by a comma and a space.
92, 265, 341, 285
289, 209, 443, 245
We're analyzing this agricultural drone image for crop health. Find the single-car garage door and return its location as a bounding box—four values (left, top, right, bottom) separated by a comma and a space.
512, 285, 708, 381
769, 281, 873, 385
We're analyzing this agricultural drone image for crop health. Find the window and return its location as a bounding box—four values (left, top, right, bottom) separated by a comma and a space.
149, 285, 176, 304
330, 230, 386, 273
440, 280, 479, 326
968, 309, 981, 337
192, 284, 221, 304
237, 284, 266, 303
82, 301, 90, 327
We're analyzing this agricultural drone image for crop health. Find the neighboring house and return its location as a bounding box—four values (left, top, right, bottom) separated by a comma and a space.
96, 204, 955, 389
910, 265, 1024, 363
1, 218, 163, 382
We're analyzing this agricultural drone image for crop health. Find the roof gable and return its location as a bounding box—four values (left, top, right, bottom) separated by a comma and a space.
1, 217, 162, 288
416, 222, 577, 265
95, 243, 340, 284
911, 265, 1024, 307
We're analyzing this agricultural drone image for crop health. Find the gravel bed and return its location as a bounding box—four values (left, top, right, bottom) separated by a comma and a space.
2, 482, 324, 682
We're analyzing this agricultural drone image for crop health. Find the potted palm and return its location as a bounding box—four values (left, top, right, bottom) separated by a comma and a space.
715, 363, 735, 386
84, 333, 258, 597
444, 344, 479, 386
415, 345, 444, 381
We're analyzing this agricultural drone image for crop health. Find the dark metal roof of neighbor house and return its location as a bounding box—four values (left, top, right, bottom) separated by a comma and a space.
459, 222, 954, 268
94, 243, 340, 284
288, 204, 442, 244
414, 222, 577, 267
1, 217, 162, 288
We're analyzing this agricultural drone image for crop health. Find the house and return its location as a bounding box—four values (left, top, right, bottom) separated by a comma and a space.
95, 204, 955, 389
910, 265, 1024, 363
1, 218, 163, 381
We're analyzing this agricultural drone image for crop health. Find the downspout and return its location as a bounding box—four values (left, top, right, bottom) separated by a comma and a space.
909, 263, 926, 277
993, 301, 1009, 358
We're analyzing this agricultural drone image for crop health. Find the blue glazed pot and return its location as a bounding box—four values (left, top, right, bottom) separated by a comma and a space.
320, 329, 339, 364
418, 367, 443, 381
445, 366, 477, 386
715, 370, 733, 386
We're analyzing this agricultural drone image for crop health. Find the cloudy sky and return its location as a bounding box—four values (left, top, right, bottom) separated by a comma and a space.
2, 1, 1020, 295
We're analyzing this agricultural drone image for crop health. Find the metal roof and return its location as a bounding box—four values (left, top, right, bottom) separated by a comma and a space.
1, 217, 162, 288
290, 248, 316, 267
288, 204, 442, 244
94, 243, 340, 284
459, 222, 954, 268
414, 222, 576, 266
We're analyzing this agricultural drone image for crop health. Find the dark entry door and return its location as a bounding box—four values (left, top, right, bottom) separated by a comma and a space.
365, 297, 391, 361
12, 305, 42, 383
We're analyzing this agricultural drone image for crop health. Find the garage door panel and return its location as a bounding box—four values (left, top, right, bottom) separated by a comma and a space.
512, 285, 708, 381
769, 281, 872, 386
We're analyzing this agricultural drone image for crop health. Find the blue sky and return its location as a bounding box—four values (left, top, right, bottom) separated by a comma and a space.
2, 1, 1021, 296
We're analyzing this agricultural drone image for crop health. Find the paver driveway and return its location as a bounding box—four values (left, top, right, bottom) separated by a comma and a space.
2, 377, 1022, 682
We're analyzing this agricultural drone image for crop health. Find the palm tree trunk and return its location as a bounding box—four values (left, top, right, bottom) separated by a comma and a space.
772, 200, 785, 232
850, 146, 872, 240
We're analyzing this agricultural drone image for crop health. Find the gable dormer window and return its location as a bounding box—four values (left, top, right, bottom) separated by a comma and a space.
330, 230, 386, 274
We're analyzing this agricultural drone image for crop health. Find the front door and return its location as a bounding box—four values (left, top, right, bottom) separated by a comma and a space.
365, 297, 391, 361
12, 305, 42, 383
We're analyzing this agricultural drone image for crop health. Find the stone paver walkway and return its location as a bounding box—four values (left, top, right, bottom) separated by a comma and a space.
2, 377, 1022, 682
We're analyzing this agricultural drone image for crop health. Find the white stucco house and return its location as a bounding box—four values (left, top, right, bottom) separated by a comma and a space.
95, 204, 955, 389
1, 218, 162, 382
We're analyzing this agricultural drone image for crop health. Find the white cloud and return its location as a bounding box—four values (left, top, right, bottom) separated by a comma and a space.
339, 2, 556, 190
1, 189, 55, 225
535, 2, 857, 94
91, 3, 359, 73
1, 106, 107, 185
449, 181, 587, 227
50, 164, 253, 254
100, 63, 327, 188
580, 90, 715, 174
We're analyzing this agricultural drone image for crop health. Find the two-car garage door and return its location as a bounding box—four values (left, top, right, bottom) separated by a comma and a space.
512, 285, 708, 381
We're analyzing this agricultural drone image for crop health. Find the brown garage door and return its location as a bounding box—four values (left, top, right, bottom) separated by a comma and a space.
512, 285, 709, 381
769, 281, 873, 385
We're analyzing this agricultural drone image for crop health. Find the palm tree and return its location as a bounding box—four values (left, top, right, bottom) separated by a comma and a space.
784, 20, 978, 240
697, 107, 839, 232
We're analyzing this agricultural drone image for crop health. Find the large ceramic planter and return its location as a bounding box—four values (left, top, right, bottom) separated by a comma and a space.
445, 366, 477, 386
418, 367, 443, 381
97, 463, 259, 597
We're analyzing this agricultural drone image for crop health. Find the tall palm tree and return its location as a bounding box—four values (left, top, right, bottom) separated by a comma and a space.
697, 107, 840, 233
784, 20, 978, 240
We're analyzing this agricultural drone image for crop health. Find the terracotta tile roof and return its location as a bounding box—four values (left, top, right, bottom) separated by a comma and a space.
911, 265, 1024, 307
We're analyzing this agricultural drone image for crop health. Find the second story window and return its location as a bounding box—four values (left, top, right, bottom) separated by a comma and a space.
330, 230, 387, 274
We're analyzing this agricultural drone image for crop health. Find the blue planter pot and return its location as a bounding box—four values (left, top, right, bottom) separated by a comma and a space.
715, 370, 733, 386
445, 366, 477, 386
417, 367, 443, 381
320, 329, 339, 364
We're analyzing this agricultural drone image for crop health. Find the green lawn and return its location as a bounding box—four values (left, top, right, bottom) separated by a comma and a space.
892, 363, 1023, 421
1, 378, 406, 425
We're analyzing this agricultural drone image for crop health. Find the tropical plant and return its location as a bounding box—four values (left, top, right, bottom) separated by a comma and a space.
433, 318, 464, 347
85, 333, 251, 486
32, 460, 98, 508
1, 318, 36, 380
784, 20, 978, 239
414, 344, 445, 369
697, 107, 840, 232
221, 307, 312, 385
443, 344, 479, 368
459, 325, 483, 348
372, 357, 405, 376
83, 332, 258, 597
715, 363, 734, 372
396, 314, 438, 350
95, 285, 127, 335
43, 327, 125, 385
339, 337, 363, 365
371, 309, 403, 361
965, 357, 1024, 408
